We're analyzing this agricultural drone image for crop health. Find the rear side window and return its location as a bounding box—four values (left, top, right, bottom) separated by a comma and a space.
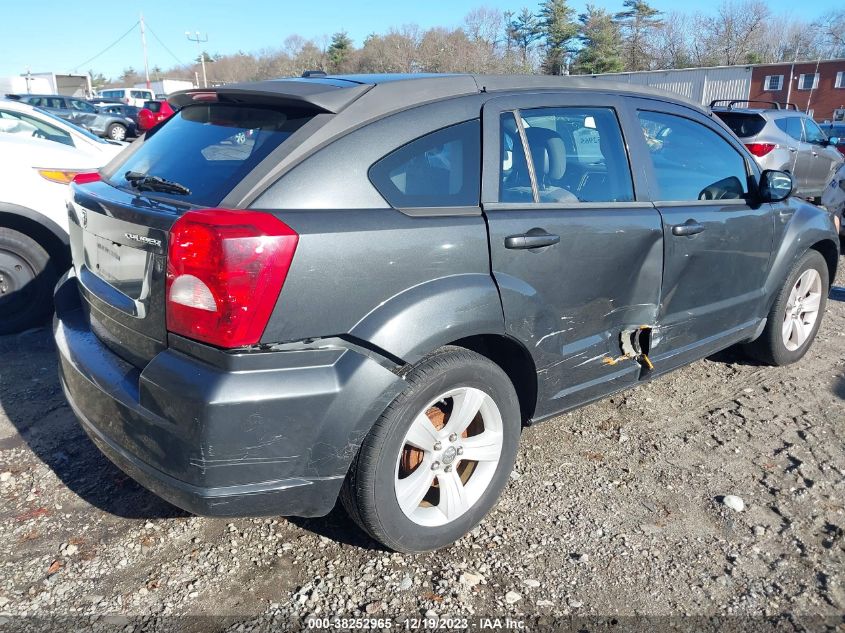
714, 112, 766, 138
101, 90, 123, 100
0, 109, 74, 147
775, 117, 805, 141
639, 110, 748, 201
105, 103, 316, 207
131, 90, 150, 99
369, 120, 480, 209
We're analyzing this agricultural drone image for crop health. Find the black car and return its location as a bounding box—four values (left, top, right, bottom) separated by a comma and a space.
7, 93, 137, 141
95, 103, 140, 129
54, 74, 839, 552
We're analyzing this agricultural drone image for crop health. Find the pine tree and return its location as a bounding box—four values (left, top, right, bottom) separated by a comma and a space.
572, 5, 624, 74
508, 7, 542, 69
614, 0, 662, 71
538, 0, 579, 75
327, 31, 353, 71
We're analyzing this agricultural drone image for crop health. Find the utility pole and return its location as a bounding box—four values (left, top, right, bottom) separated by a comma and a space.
140, 13, 150, 88
186, 31, 209, 88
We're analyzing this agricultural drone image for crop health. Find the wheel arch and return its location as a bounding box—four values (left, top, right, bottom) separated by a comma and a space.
0, 203, 70, 272
809, 238, 839, 287
448, 334, 538, 425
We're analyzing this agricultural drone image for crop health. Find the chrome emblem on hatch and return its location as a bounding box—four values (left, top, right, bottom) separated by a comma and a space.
124, 233, 162, 248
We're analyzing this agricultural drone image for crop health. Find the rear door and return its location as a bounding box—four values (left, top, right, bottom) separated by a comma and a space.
803, 117, 841, 192
777, 116, 814, 191
627, 99, 774, 373
481, 92, 664, 417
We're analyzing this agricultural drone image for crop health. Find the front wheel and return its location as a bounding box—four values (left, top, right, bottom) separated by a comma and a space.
341, 346, 521, 552
745, 249, 829, 365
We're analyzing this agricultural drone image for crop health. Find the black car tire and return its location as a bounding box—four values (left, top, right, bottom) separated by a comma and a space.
0, 228, 56, 335
341, 346, 521, 552
744, 249, 829, 366
107, 123, 127, 141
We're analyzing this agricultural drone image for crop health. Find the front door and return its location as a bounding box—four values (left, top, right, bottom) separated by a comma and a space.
803, 118, 841, 193
627, 100, 774, 373
481, 92, 664, 419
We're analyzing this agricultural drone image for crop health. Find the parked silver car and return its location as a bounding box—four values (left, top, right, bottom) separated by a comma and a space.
711, 100, 842, 200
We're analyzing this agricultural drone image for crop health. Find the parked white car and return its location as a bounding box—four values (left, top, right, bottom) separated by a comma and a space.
0, 99, 124, 333
97, 88, 155, 108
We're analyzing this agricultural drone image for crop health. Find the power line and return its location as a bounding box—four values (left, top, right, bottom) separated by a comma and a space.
71, 21, 140, 73
146, 21, 187, 67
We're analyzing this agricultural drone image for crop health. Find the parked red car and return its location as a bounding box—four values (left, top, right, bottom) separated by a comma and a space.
138, 100, 175, 132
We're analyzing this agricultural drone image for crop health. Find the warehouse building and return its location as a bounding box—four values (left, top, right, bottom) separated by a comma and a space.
592, 59, 845, 122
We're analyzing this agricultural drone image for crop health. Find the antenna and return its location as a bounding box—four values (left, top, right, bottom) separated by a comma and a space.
140, 13, 150, 89
186, 31, 209, 88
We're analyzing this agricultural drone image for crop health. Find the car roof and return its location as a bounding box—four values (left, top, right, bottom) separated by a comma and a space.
169, 72, 704, 116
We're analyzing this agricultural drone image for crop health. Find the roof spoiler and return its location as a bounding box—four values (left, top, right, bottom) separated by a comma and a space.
168, 78, 372, 114
709, 99, 798, 111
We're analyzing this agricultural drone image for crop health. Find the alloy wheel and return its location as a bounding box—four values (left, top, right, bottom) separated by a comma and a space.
394, 387, 504, 527
782, 268, 822, 351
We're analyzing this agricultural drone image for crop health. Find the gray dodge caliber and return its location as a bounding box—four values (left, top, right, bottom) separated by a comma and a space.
54, 74, 840, 552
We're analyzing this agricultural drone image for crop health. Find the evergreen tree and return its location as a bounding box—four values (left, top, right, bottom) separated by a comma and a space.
614, 0, 662, 71
572, 5, 624, 74
538, 0, 579, 75
508, 7, 542, 68
327, 31, 353, 71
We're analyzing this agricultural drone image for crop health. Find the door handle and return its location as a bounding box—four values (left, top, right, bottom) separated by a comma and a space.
671, 219, 705, 237
504, 231, 560, 249
788, 147, 798, 152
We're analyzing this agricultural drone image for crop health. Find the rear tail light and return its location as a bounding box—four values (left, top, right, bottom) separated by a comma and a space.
745, 143, 776, 157
166, 209, 299, 348
37, 169, 99, 185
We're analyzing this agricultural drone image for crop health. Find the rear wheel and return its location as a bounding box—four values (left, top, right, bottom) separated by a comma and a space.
0, 228, 56, 334
107, 123, 127, 141
744, 249, 828, 365
341, 346, 521, 552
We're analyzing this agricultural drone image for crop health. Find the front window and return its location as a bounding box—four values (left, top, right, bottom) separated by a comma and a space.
638, 110, 748, 202
803, 118, 827, 145
70, 99, 96, 113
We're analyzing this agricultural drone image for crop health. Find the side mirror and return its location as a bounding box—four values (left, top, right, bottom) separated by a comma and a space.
828, 136, 840, 146
759, 169, 793, 202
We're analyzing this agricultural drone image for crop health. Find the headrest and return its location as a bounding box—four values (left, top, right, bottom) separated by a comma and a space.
524, 127, 567, 180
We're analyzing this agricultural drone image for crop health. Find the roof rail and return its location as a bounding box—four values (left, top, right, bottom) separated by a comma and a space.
709, 99, 801, 111
301, 70, 327, 78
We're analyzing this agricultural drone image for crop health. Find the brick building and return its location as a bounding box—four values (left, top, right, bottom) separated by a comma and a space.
750, 60, 845, 122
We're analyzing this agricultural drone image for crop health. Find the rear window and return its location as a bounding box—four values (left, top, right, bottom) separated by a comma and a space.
105, 103, 315, 207
143, 101, 162, 113
713, 112, 766, 138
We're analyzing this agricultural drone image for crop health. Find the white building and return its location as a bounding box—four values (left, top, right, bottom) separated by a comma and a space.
591, 65, 753, 106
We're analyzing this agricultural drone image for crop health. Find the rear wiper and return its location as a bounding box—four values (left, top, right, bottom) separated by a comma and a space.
125, 171, 191, 196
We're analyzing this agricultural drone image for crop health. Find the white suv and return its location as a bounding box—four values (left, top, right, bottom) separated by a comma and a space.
97, 88, 154, 108
0, 99, 124, 333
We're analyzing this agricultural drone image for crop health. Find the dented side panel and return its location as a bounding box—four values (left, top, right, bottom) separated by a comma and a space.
484, 207, 664, 418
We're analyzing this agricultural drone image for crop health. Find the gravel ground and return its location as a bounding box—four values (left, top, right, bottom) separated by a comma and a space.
1, 266, 844, 631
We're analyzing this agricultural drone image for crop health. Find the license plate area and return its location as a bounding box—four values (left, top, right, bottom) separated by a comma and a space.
82, 233, 149, 301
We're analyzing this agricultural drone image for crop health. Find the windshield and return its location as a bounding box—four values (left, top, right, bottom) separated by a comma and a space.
34, 107, 109, 144
104, 102, 316, 206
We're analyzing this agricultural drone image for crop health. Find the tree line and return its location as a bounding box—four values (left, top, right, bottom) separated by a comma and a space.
97, 1, 845, 89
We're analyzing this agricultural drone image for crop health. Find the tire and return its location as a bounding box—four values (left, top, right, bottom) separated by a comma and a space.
744, 249, 829, 366
107, 123, 127, 141
0, 228, 57, 335
341, 346, 521, 552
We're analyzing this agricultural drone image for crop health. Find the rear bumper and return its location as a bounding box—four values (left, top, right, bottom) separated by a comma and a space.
53, 271, 404, 517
